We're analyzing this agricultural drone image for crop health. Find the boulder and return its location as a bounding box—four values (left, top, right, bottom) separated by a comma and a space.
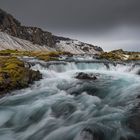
75, 72, 97, 80
127, 102, 140, 135
125, 96, 140, 139
74, 128, 104, 140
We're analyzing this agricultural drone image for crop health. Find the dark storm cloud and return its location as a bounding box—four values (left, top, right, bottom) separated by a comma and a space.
0, 0, 140, 51
0, 0, 140, 31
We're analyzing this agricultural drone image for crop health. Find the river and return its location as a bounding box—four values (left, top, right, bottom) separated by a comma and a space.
0, 57, 140, 140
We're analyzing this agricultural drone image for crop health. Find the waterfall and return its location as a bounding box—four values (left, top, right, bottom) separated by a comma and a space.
30, 59, 140, 75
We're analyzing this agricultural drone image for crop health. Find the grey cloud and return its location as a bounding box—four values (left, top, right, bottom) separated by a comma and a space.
0, 0, 140, 31
0, 0, 140, 51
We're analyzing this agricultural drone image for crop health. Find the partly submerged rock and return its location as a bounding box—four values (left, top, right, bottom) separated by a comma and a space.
126, 102, 140, 137
128, 112, 140, 134
74, 128, 104, 140
75, 72, 97, 80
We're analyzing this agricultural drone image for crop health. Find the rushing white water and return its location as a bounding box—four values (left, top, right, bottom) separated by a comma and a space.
0, 58, 140, 140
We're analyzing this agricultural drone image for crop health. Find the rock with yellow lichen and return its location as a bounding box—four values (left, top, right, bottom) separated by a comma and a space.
100, 49, 140, 61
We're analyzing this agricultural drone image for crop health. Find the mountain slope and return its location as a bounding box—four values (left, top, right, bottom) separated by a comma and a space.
0, 32, 55, 51
0, 8, 103, 54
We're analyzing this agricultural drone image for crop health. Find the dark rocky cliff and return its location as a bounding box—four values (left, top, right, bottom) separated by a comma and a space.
0, 9, 54, 47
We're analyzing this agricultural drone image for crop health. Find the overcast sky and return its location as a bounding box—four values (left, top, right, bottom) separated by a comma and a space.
0, 0, 140, 51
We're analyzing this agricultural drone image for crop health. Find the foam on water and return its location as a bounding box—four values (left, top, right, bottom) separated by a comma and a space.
0, 58, 140, 140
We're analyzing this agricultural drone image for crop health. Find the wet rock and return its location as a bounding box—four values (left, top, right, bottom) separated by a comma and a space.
104, 62, 110, 69
136, 70, 140, 75
75, 72, 97, 80
127, 103, 140, 135
68, 82, 99, 96
120, 136, 139, 140
51, 101, 76, 118
137, 95, 140, 98
75, 128, 104, 140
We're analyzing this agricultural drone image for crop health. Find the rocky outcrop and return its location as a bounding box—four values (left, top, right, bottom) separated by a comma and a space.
0, 8, 103, 54
75, 72, 98, 80
100, 49, 140, 61
0, 32, 56, 51
74, 128, 104, 140
53, 35, 103, 54
0, 9, 54, 47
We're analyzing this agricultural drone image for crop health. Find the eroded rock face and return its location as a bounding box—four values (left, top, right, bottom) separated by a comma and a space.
75, 72, 97, 80
0, 9, 54, 47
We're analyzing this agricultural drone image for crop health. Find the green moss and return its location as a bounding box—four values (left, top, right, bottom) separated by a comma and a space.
0, 49, 73, 62
100, 50, 140, 61
0, 49, 19, 56
0, 56, 42, 94
100, 52, 122, 60
36, 55, 59, 61
29, 51, 72, 62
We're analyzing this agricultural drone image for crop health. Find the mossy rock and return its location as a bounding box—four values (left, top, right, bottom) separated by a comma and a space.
0, 56, 42, 94
100, 52, 122, 60
100, 49, 140, 61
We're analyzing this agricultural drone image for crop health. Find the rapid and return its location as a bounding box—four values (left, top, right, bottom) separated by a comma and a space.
0, 57, 140, 140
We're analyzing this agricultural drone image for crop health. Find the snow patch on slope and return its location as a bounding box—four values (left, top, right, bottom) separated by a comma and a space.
56, 40, 101, 54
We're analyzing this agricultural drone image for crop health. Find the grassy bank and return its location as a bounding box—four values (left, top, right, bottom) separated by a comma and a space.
0, 49, 72, 94
0, 49, 72, 61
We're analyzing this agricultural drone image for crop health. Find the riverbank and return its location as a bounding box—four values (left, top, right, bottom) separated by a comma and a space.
0, 49, 73, 95
0, 56, 42, 95
0, 49, 140, 95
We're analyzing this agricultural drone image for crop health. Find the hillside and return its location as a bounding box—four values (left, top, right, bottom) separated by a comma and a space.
0, 9, 103, 54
